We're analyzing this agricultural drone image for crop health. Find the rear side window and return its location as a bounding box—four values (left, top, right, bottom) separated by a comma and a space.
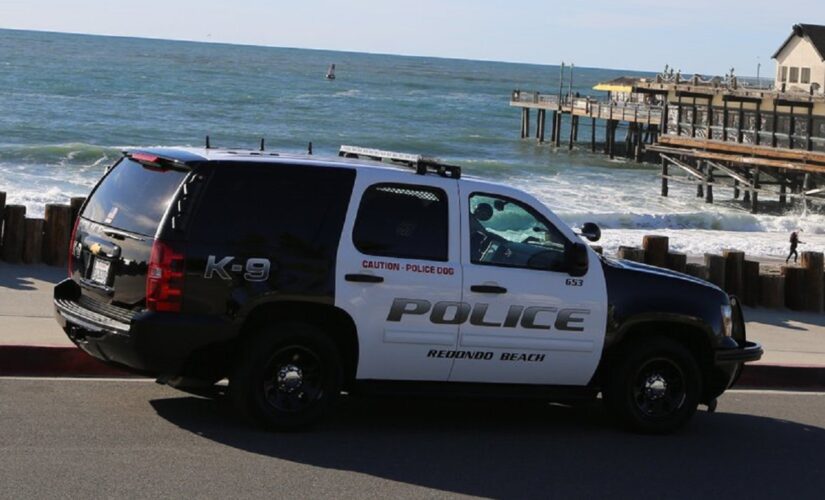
353, 183, 448, 261
82, 158, 188, 236
188, 164, 355, 253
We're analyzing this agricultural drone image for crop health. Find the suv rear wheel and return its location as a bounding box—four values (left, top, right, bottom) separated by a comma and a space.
604, 337, 701, 434
229, 322, 342, 430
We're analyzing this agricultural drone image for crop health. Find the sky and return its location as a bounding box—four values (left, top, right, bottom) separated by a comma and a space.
0, 0, 823, 75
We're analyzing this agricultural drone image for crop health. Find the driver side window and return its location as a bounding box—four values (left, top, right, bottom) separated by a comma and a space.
469, 193, 569, 272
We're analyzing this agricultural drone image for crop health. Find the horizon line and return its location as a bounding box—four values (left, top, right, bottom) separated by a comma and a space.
0, 26, 686, 77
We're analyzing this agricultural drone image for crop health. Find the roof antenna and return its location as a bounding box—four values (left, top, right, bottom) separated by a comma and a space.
307, 141, 313, 155
205, 135, 211, 149
260, 138, 265, 151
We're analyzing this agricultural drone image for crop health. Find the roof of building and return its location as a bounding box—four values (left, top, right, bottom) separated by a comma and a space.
592, 76, 642, 93
773, 24, 825, 61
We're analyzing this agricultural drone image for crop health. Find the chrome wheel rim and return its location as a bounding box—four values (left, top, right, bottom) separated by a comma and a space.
631, 357, 686, 418
262, 346, 323, 413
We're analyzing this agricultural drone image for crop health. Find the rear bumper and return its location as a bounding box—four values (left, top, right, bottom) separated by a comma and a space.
54, 279, 237, 377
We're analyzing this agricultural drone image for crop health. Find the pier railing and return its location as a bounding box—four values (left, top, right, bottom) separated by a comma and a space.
510, 90, 663, 125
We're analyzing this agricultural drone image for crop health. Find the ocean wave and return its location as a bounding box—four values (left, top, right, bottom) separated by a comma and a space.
561, 210, 825, 234
0, 143, 121, 165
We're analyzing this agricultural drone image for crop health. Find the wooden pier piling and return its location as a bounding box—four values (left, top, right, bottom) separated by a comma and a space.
2, 205, 26, 264
22, 218, 44, 265
705, 253, 726, 289
590, 117, 597, 152
782, 265, 806, 311
43, 204, 72, 267
743, 260, 760, 307
666, 251, 687, 273
760, 275, 785, 309
520, 108, 530, 139
685, 263, 709, 281
536, 109, 546, 143
801, 252, 824, 313
642, 235, 669, 268
617, 246, 645, 263
723, 250, 744, 298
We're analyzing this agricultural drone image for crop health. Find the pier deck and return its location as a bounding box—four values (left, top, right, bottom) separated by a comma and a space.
510, 81, 825, 213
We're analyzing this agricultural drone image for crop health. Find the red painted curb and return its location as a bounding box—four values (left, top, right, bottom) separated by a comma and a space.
737, 363, 825, 390
1, 346, 824, 390
0, 345, 133, 377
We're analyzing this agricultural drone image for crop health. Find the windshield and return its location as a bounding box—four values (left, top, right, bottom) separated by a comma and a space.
82, 158, 188, 236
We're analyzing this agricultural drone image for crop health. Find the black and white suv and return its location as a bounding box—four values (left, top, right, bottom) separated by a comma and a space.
54, 145, 762, 433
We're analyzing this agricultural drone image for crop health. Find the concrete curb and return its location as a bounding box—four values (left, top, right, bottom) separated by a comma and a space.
1, 345, 825, 391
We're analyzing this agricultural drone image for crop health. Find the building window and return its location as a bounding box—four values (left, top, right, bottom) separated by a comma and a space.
780, 66, 788, 82
801, 67, 811, 84
790, 67, 799, 83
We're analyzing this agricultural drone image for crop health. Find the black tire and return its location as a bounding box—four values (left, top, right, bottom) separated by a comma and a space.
604, 337, 702, 434
229, 322, 342, 430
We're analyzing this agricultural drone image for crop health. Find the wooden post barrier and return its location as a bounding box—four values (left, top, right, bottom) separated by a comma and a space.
723, 250, 745, 298
704, 254, 726, 289
642, 235, 669, 268
1, 205, 26, 263
800, 251, 824, 313
781, 265, 806, 311
760, 274, 785, 309
70, 197, 86, 226
685, 263, 708, 281
617, 246, 645, 263
666, 252, 687, 273
0, 191, 6, 251
43, 204, 72, 267
22, 218, 45, 264
743, 260, 760, 307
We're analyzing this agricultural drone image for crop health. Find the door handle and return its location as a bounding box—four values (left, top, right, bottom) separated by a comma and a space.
345, 273, 384, 284
470, 284, 507, 294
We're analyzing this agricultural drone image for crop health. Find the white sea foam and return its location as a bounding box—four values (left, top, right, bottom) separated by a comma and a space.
3, 142, 824, 259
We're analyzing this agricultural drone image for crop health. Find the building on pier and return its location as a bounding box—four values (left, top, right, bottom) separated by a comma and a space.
773, 24, 825, 94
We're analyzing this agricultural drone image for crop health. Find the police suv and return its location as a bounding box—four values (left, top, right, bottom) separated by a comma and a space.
54, 145, 762, 433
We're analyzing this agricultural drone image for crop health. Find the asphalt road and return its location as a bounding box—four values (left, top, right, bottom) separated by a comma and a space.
1, 379, 824, 499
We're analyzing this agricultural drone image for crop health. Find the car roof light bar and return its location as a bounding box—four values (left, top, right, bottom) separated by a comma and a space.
338, 145, 461, 179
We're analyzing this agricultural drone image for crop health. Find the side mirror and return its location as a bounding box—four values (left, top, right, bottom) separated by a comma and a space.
565, 242, 589, 277
579, 222, 601, 242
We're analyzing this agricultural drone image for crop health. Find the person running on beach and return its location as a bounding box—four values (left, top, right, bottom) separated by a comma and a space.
786, 229, 804, 263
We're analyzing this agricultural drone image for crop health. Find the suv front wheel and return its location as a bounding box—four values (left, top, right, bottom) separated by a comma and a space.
604, 337, 702, 434
230, 322, 343, 430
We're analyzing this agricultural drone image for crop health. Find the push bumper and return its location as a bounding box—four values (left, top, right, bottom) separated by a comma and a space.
706, 297, 763, 398
54, 279, 236, 376
715, 340, 763, 364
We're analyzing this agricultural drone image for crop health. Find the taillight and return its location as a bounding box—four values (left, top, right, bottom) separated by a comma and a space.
146, 240, 185, 312
68, 216, 81, 277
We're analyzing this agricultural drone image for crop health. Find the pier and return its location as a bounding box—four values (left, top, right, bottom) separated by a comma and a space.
511, 91, 662, 161
511, 79, 825, 213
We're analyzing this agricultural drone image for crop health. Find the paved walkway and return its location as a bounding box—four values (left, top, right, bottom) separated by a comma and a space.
2, 263, 824, 366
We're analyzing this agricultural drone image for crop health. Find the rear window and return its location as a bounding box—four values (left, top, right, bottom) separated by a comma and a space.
82, 158, 188, 236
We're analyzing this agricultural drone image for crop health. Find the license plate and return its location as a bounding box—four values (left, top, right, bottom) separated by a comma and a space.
91, 258, 111, 285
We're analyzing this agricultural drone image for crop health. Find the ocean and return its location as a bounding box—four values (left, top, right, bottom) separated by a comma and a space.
1, 28, 823, 258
